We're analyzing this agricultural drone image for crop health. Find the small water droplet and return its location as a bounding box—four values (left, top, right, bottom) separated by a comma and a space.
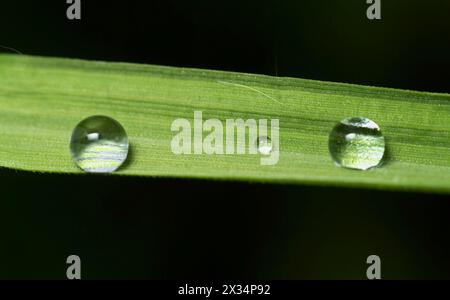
70, 116, 129, 173
257, 136, 273, 155
328, 117, 385, 170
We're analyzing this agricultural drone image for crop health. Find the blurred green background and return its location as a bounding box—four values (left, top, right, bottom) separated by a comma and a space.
0, 0, 450, 279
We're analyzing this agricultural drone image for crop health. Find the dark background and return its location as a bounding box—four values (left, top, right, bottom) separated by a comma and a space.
0, 0, 450, 279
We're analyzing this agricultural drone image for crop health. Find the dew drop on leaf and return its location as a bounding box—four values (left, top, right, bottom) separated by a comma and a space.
328, 117, 385, 170
257, 136, 273, 155
70, 115, 129, 173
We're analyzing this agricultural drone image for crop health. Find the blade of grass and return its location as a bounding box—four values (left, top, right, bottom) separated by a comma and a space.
0, 54, 449, 193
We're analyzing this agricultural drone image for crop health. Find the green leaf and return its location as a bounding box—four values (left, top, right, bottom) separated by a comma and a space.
1, 54, 449, 193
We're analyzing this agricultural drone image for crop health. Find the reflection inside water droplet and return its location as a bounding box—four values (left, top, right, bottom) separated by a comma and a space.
328, 117, 385, 170
70, 115, 129, 173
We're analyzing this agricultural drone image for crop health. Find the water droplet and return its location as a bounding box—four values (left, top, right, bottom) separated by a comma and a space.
70, 116, 129, 173
328, 117, 385, 170
257, 136, 273, 155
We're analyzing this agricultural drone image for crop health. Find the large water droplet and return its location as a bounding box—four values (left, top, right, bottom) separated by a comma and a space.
70, 116, 129, 173
257, 136, 273, 155
328, 117, 385, 170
